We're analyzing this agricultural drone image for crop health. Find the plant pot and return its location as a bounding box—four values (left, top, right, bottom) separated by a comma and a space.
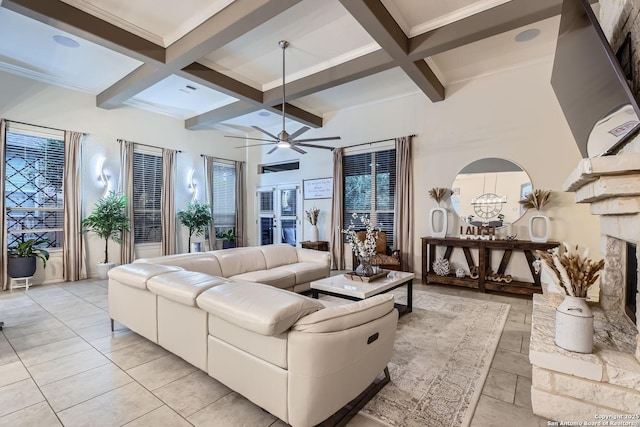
429, 207, 447, 238
555, 295, 593, 353
7, 256, 36, 278
223, 240, 236, 249
310, 225, 319, 242
97, 262, 116, 280
190, 242, 202, 253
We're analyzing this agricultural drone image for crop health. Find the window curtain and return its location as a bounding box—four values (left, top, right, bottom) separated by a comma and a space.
161, 149, 177, 255
63, 131, 87, 281
119, 140, 135, 265
0, 120, 7, 290
234, 160, 245, 247
394, 136, 413, 271
203, 155, 216, 251
330, 148, 345, 270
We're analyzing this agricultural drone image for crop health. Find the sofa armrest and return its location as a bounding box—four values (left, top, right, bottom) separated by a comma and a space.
292, 294, 394, 333
296, 247, 331, 268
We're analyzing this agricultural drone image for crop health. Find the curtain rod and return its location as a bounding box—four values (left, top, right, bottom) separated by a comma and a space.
340, 134, 416, 149
200, 154, 244, 164
6, 119, 86, 135
118, 139, 182, 153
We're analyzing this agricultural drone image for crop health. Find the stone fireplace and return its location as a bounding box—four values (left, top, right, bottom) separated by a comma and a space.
529, 155, 640, 421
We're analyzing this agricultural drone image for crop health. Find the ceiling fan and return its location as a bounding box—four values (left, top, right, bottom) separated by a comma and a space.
226, 40, 340, 155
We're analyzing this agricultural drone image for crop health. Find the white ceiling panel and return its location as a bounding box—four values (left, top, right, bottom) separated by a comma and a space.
0, 8, 141, 93
61, 0, 234, 46
430, 15, 559, 85
128, 75, 239, 119
382, 0, 512, 37
291, 67, 418, 115
201, 0, 379, 90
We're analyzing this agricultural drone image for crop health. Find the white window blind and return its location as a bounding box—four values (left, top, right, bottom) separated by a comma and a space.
213, 162, 236, 236
343, 149, 396, 247
5, 126, 65, 249
132, 150, 163, 244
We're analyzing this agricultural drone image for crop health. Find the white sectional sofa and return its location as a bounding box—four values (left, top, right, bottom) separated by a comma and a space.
107, 244, 398, 427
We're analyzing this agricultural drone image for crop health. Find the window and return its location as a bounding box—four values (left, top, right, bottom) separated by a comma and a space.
132, 150, 162, 244
258, 161, 299, 174
212, 162, 236, 237
5, 126, 64, 249
343, 149, 396, 247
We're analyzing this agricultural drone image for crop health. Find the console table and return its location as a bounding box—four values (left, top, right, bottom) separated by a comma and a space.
421, 237, 559, 296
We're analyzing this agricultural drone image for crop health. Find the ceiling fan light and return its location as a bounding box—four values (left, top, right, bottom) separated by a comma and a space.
277, 141, 291, 148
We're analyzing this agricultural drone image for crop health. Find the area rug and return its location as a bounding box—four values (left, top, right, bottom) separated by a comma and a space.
361, 289, 510, 427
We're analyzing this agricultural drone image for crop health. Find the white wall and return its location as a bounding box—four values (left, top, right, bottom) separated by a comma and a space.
1, 54, 602, 283
0, 71, 243, 281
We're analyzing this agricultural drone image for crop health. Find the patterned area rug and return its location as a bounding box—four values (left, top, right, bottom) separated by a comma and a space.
361, 289, 509, 427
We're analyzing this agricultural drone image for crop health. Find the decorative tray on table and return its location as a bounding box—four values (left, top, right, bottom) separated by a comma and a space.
343, 270, 387, 282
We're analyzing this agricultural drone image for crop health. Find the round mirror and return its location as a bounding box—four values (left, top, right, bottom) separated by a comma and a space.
451, 158, 531, 225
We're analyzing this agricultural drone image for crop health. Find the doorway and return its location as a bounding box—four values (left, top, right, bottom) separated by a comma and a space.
257, 184, 300, 246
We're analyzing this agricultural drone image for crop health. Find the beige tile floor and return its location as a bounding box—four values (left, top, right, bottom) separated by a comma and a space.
0, 278, 549, 426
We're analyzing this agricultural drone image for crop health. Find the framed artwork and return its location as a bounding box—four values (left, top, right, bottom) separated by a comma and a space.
303, 177, 333, 199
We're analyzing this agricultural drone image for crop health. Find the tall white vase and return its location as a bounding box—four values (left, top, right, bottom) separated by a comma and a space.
529, 214, 549, 243
429, 207, 447, 238
555, 295, 593, 353
310, 225, 319, 242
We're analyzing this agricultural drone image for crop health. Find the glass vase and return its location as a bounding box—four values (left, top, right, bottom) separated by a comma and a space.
356, 256, 374, 277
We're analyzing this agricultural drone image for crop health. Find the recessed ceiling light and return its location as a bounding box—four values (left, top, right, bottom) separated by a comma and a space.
515, 29, 541, 43
52, 35, 80, 48
259, 112, 270, 117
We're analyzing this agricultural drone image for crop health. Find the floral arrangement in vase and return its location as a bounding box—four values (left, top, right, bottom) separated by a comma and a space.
305, 206, 319, 225
536, 243, 605, 298
341, 213, 378, 276
428, 187, 451, 207
519, 189, 552, 211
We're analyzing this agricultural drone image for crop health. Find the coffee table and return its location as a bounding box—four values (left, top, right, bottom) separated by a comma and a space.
310, 271, 414, 316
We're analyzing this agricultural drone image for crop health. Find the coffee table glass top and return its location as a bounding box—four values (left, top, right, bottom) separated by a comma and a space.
311, 271, 414, 299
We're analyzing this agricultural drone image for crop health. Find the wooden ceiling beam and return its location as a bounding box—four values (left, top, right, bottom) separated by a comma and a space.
339, 0, 444, 102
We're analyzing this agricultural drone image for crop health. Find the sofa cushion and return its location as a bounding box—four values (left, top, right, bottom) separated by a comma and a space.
230, 269, 296, 289
108, 263, 183, 289
197, 282, 323, 336
259, 244, 299, 269
292, 294, 394, 333
212, 247, 266, 277
272, 262, 329, 285
147, 271, 229, 307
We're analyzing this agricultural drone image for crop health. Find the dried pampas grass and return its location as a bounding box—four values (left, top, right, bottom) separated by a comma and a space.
536, 243, 604, 298
519, 189, 551, 211
428, 187, 451, 205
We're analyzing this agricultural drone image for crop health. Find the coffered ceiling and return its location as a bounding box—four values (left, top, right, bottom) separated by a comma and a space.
0, 0, 590, 134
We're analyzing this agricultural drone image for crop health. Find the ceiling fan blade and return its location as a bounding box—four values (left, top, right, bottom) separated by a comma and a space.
225, 135, 277, 143
294, 136, 341, 143
267, 146, 279, 154
295, 142, 335, 151
236, 142, 277, 149
288, 126, 310, 140
289, 144, 307, 155
252, 126, 280, 141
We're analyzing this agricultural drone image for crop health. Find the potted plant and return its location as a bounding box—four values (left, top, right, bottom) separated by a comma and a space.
177, 201, 213, 253
7, 237, 50, 278
82, 192, 130, 279
217, 229, 237, 249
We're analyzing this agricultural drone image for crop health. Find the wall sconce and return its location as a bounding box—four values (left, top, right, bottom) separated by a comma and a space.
187, 168, 197, 202
96, 156, 111, 197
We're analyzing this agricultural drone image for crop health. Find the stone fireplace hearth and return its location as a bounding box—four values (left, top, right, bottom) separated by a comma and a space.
529, 155, 640, 421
